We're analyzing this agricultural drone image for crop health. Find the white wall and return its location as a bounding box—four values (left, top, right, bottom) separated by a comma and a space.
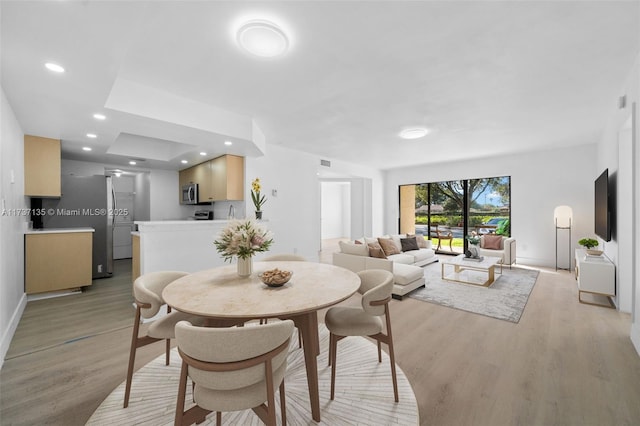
384, 144, 596, 268
245, 145, 383, 261
597, 53, 640, 353
0, 87, 28, 368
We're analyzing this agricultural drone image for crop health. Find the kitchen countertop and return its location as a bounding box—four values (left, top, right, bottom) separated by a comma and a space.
25, 227, 95, 235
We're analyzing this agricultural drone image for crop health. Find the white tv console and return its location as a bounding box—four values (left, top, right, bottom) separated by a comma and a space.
574, 249, 615, 308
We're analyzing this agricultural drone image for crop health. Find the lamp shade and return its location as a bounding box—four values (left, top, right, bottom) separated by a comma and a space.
554, 205, 573, 228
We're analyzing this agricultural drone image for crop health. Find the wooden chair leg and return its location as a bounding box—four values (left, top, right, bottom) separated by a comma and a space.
216, 412, 221, 426
388, 338, 399, 403
330, 334, 338, 400
377, 341, 382, 362
166, 338, 171, 366
124, 308, 142, 408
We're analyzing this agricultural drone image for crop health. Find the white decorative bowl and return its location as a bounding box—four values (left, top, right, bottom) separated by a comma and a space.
586, 249, 603, 256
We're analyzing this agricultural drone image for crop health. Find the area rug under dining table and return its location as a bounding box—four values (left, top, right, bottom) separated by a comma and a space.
409, 261, 539, 323
87, 324, 418, 425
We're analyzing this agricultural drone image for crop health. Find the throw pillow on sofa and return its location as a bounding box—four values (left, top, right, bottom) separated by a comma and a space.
483, 235, 503, 250
339, 240, 369, 256
377, 237, 401, 256
407, 234, 428, 249
367, 242, 387, 259
400, 236, 419, 252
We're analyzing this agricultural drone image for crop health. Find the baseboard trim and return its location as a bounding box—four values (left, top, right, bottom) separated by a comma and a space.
631, 322, 640, 358
0, 292, 27, 369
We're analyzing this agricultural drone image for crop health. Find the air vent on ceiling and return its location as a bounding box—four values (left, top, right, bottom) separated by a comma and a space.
320, 159, 331, 167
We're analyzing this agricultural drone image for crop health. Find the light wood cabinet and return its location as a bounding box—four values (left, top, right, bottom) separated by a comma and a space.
132, 234, 140, 282
178, 155, 244, 203
24, 135, 61, 197
25, 232, 93, 294
210, 154, 244, 201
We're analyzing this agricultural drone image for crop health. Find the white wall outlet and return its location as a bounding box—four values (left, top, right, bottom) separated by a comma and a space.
10, 170, 15, 184
272, 189, 278, 197
97, 264, 103, 273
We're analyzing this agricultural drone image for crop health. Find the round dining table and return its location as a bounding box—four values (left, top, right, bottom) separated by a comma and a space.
162, 260, 361, 422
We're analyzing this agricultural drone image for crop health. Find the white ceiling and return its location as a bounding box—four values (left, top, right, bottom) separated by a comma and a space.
1, 1, 638, 171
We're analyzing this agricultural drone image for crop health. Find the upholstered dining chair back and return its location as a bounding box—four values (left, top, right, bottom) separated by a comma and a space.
174, 320, 295, 426
358, 270, 394, 316
133, 271, 188, 319
262, 254, 307, 262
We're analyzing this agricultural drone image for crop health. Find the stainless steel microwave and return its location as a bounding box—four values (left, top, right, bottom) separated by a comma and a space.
181, 183, 199, 205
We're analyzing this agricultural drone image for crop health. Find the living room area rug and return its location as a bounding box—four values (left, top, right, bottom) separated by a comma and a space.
409, 261, 539, 323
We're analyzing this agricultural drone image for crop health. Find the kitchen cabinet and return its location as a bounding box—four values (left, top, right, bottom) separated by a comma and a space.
25, 229, 93, 294
24, 135, 61, 197
132, 233, 140, 282
178, 154, 244, 203
210, 154, 244, 201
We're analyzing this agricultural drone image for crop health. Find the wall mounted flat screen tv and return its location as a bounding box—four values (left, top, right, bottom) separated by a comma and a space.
594, 168, 611, 241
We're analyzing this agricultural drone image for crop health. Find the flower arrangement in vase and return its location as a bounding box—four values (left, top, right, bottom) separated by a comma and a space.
251, 178, 267, 220
214, 219, 274, 277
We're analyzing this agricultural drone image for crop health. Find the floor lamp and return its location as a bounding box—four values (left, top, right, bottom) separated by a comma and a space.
554, 205, 573, 271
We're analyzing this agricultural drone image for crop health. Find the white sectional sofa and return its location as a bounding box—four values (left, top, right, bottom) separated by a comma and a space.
332, 235, 438, 299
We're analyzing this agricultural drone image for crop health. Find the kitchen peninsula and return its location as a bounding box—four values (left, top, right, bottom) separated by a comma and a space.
133, 220, 255, 280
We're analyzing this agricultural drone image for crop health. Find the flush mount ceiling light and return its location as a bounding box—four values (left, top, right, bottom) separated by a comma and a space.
93, 113, 106, 120
82, 147, 92, 151
181, 160, 188, 164
200, 152, 207, 156
224, 141, 233, 146
86, 133, 97, 138
45, 62, 65, 73
399, 127, 429, 140
236, 20, 289, 57
129, 161, 136, 165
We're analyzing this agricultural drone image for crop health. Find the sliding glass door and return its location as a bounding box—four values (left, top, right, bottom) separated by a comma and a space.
400, 176, 510, 254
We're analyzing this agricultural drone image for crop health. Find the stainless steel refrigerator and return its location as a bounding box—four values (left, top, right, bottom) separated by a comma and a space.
42, 175, 114, 279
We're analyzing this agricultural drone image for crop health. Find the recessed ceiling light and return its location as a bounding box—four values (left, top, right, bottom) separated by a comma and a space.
129, 161, 136, 165
93, 113, 106, 120
181, 160, 188, 164
200, 152, 207, 156
399, 128, 429, 140
237, 20, 289, 57
114, 172, 122, 178
224, 141, 233, 146
82, 147, 92, 151
86, 133, 97, 138
45, 62, 65, 73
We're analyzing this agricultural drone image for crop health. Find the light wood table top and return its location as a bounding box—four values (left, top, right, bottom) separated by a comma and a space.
163, 261, 360, 319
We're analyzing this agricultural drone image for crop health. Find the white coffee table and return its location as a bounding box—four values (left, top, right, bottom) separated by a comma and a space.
441, 254, 503, 287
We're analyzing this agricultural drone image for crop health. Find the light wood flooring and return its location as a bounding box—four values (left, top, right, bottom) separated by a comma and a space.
2, 256, 640, 425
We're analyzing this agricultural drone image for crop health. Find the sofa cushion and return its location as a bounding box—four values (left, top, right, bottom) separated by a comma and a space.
483, 235, 503, 250
386, 253, 415, 264
339, 240, 369, 256
404, 248, 434, 263
390, 234, 405, 252
378, 237, 401, 256
393, 263, 424, 286
367, 242, 387, 259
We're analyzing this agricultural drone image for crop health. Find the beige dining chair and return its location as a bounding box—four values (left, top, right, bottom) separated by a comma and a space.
174, 319, 295, 426
325, 269, 399, 402
124, 271, 205, 408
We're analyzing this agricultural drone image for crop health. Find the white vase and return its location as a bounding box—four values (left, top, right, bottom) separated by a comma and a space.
237, 257, 253, 278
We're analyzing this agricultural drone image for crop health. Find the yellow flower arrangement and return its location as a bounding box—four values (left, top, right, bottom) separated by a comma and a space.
251, 178, 267, 212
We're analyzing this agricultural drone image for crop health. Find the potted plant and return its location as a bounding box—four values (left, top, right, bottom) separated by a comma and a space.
251, 178, 267, 219
578, 237, 602, 256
